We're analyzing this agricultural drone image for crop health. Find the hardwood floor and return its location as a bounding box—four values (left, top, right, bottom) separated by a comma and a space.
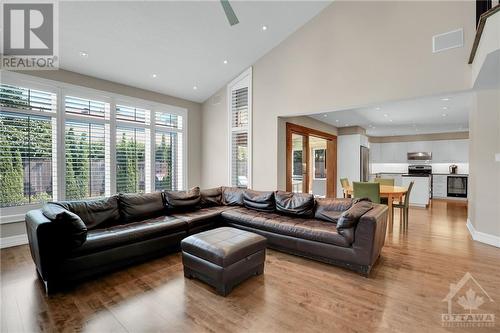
1, 200, 499, 332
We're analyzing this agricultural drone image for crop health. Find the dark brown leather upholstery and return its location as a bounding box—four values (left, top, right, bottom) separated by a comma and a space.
181, 227, 266, 267
181, 227, 266, 296
221, 207, 351, 247
119, 192, 165, 223
71, 216, 186, 256
314, 198, 353, 222
274, 191, 315, 217
26, 189, 387, 293
56, 196, 120, 229
200, 187, 222, 207
164, 187, 201, 210
243, 190, 275, 212
42, 203, 87, 247
172, 206, 234, 232
222, 186, 245, 206
337, 200, 373, 230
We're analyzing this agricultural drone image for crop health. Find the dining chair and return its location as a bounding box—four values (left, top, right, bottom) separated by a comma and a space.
340, 178, 350, 198
352, 182, 380, 204
374, 178, 395, 186
392, 181, 414, 227
374, 178, 394, 204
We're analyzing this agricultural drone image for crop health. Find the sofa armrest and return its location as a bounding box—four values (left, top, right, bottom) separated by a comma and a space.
25, 210, 58, 280
351, 204, 388, 266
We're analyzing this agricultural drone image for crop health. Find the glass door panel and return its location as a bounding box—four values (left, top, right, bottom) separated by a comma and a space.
291, 133, 306, 193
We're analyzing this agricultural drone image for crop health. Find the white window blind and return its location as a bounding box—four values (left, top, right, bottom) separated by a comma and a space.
65, 121, 106, 199
228, 68, 252, 188
156, 111, 182, 129
0, 112, 53, 207
116, 127, 147, 193
0, 84, 56, 113
155, 131, 182, 191
116, 104, 149, 123
65, 95, 108, 118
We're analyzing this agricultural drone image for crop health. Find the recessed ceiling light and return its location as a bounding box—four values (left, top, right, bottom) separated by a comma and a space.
323, 114, 328, 117
223, 60, 228, 64
79, 51, 88, 57
442, 113, 447, 117
441, 98, 450, 101
383, 114, 388, 117
193, 86, 198, 90
262, 25, 268, 31
375, 107, 381, 111
389, 119, 393, 122
151, 74, 157, 78
335, 119, 339, 123
442, 106, 448, 110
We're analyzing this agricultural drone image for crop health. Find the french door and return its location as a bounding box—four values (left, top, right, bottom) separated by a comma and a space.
285, 123, 337, 197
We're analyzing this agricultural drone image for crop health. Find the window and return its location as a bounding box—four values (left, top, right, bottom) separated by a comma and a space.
154, 131, 182, 191
0, 83, 56, 208
313, 148, 327, 179
0, 73, 187, 216
65, 121, 106, 199
116, 104, 148, 123
228, 68, 252, 188
65, 95, 108, 118
0, 112, 53, 207
0, 84, 56, 113
116, 127, 146, 193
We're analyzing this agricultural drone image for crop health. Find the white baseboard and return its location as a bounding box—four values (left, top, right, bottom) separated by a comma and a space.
0, 234, 28, 249
467, 219, 500, 248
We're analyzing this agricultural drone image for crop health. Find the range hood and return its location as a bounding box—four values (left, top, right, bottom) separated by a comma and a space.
407, 152, 432, 161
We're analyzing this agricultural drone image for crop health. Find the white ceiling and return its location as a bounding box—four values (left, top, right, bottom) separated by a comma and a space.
309, 91, 473, 137
59, 1, 331, 103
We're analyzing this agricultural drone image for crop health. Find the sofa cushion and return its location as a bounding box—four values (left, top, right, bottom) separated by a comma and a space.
70, 215, 187, 256
172, 206, 235, 230
56, 196, 120, 230
221, 207, 351, 247
243, 190, 275, 212
274, 191, 314, 218
42, 203, 87, 247
164, 187, 201, 211
337, 200, 374, 230
314, 198, 354, 223
222, 186, 245, 206
200, 187, 222, 207
119, 192, 165, 223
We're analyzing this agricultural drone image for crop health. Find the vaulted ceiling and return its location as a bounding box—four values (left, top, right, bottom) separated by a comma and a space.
59, 1, 331, 103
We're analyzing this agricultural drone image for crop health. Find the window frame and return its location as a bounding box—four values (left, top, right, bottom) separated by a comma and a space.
0, 71, 188, 223
227, 67, 252, 188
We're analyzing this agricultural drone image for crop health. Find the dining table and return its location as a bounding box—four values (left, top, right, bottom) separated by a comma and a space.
344, 185, 408, 225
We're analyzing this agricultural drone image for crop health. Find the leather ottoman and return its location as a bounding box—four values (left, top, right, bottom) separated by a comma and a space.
181, 227, 266, 296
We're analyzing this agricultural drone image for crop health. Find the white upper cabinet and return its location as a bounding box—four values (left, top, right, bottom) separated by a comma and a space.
374, 139, 469, 163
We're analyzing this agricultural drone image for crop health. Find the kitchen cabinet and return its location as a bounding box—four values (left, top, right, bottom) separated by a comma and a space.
373, 140, 469, 164
402, 175, 430, 207
370, 143, 381, 163
432, 175, 447, 198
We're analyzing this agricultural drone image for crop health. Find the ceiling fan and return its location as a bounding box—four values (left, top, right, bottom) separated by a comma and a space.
220, 0, 239, 26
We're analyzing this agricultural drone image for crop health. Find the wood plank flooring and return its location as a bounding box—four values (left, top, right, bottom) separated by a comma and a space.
1, 200, 499, 332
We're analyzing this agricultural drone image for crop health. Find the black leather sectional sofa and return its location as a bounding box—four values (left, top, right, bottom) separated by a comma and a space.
25, 187, 388, 293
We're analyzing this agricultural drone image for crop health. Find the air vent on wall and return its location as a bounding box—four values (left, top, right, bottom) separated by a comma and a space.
432, 28, 463, 53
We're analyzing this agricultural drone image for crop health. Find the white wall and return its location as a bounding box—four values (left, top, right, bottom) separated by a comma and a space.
337, 134, 368, 197
201, 0, 475, 191
468, 88, 500, 239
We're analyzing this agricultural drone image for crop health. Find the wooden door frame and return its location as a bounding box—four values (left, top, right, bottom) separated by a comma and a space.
286, 122, 337, 197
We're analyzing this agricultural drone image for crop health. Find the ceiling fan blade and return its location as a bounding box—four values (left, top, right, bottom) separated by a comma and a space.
220, 0, 239, 26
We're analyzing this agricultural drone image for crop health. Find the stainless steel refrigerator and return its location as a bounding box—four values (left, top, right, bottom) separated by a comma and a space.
360, 146, 369, 182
